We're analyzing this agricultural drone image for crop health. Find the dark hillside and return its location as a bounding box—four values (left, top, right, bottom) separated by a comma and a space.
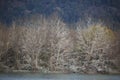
0, 0, 120, 29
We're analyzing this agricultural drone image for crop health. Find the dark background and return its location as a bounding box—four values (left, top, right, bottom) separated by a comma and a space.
0, 0, 120, 29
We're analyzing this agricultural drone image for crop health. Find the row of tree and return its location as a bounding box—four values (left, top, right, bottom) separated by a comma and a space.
0, 15, 120, 73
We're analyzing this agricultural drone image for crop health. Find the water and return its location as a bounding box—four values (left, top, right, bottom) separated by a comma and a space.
0, 73, 120, 80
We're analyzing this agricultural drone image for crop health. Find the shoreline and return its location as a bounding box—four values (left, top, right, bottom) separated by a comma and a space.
0, 70, 120, 75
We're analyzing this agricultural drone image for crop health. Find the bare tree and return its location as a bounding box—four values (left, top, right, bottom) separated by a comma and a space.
76, 22, 117, 73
